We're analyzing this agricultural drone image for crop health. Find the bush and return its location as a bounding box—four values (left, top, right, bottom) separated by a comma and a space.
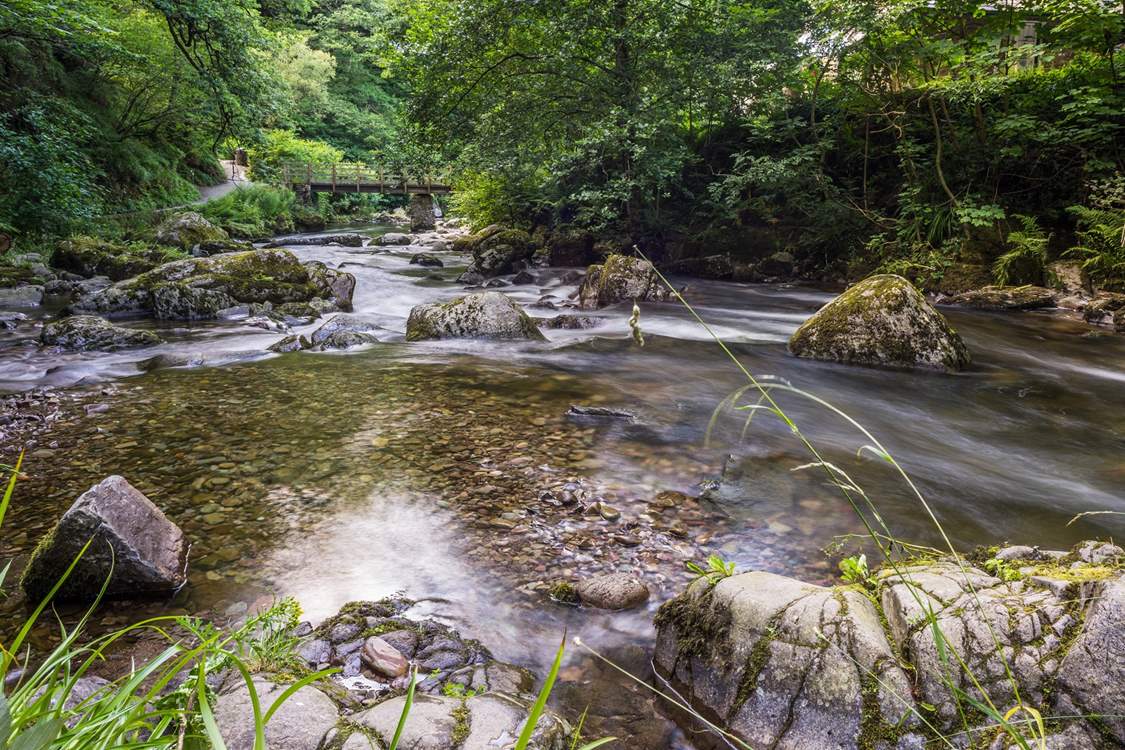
993, 215, 1049, 286
246, 130, 344, 183
199, 185, 297, 237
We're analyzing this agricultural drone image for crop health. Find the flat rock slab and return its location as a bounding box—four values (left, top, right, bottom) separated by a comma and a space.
41, 315, 161, 352
21, 475, 188, 602
215, 676, 339, 750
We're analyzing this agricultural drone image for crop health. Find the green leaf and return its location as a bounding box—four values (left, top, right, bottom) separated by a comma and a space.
388, 667, 416, 750
515, 633, 566, 750
9, 717, 62, 750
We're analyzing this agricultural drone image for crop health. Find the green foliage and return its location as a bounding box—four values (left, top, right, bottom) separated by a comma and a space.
839, 554, 875, 587
1065, 177, 1125, 288
247, 130, 345, 182
686, 554, 737, 585
994, 215, 1049, 286
199, 185, 297, 237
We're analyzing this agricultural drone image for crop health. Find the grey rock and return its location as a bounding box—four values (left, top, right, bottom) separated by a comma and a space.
377, 233, 413, 246
788, 274, 971, 371
41, 315, 161, 352
0, 312, 29, 330
410, 253, 444, 268
21, 476, 188, 602
297, 638, 331, 666
309, 315, 382, 347
0, 285, 44, 308
214, 676, 339, 750
576, 255, 671, 310
268, 335, 309, 353
576, 572, 649, 610
537, 314, 601, 330
378, 629, 419, 659
328, 622, 362, 643
1072, 540, 1124, 565
155, 211, 228, 251
312, 330, 378, 350
406, 291, 546, 342
1055, 574, 1123, 745
268, 233, 367, 248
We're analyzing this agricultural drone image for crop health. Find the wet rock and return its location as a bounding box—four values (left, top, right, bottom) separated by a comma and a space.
566, 405, 635, 421
72, 249, 354, 320
788, 274, 971, 371
1083, 292, 1125, 331
41, 315, 161, 352
576, 255, 672, 310
360, 638, 409, 679
21, 476, 188, 602
308, 315, 383, 348
662, 254, 734, 280
378, 630, 419, 659
457, 226, 536, 279
949, 285, 1056, 310
214, 676, 339, 750
267, 233, 367, 248
0, 285, 44, 308
0, 312, 29, 329
511, 270, 537, 285
268, 335, 310, 353
1048, 260, 1092, 297
137, 352, 206, 371
155, 211, 228, 251
537, 314, 601, 330
410, 253, 444, 267
244, 315, 289, 333
297, 638, 332, 666
576, 572, 649, 610
376, 233, 412, 246
342, 693, 569, 750
406, 291, 547, 342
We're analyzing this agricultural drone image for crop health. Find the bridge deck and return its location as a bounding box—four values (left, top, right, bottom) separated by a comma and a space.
281, 163, 452, 195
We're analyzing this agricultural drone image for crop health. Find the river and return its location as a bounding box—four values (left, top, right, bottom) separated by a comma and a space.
1, 225, 1122, 747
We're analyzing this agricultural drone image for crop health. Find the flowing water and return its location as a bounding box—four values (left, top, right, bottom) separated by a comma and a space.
1, 226, 1123, 746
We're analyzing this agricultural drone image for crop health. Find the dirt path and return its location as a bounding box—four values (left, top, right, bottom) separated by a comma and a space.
195, 160, 251, 204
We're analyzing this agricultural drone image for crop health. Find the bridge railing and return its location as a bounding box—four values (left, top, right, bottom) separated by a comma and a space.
279, 162, 451, 192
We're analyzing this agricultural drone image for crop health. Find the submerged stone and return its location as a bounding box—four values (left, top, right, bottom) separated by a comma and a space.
576, 572, 649, 610
949, 284, 1056, 310
788, 274, 971, 371
21, 476, 188, 602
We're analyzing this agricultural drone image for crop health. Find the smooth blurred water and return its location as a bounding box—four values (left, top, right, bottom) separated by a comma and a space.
1, 227, 1122, 747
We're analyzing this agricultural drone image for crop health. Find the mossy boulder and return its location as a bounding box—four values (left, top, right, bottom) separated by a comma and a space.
576, 254, 672, 309
53, 237, 177, 281
155, 211, 229, 251
949, 284, 1057, 310
405, 291, 546, 341
71, 249, 354, 320
455, 225, 536, 279
788, 274, 970, 371
654, 542, 1124, 750
41, 315, 160, 351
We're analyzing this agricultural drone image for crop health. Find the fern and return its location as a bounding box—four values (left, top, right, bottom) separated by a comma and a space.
993, 214, 1048, 286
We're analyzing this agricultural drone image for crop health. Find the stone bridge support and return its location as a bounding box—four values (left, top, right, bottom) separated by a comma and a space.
409, 193, 436, 231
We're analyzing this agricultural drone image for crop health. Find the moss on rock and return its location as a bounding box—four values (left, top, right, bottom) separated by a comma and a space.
788, 273, 971, 372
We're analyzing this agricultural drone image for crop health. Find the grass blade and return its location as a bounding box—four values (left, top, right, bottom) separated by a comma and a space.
515, 632, 566, 750
388, 666, 416, 750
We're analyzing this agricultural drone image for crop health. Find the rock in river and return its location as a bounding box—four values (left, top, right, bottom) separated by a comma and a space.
788, 273, 971, 371
949, 284, 1056, 310
20, 476, 188, 602
360, 636, 408, 678
71, 249, 355, 320
41, 315, 161, 352
406, 291, 546, 341
576, 572, 650, 610
410, 252, 444, 267
576, 254, 672, 309
215, 676, 339, 750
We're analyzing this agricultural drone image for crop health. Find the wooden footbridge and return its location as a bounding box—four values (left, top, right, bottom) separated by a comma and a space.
281, 163, 452, 197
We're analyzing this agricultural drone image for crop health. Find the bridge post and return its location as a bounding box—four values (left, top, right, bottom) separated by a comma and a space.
409, 193, 436, 231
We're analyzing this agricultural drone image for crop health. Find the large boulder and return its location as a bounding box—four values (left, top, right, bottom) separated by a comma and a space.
456, 226, 536, 279
214, 676, 340, 750
576, 254, 672, 310
40, 315, 161, 352
20, 476, 188, 602
71, 249, 354, 320
655, 543, 1124, 750
948, 285, 1056, 310
655, 571, 916, 750
788, 274, 971, 371
406, 291, 546, 342
53, 237, 167, 281
155, 211, 228, 251
341, 693, 569, 750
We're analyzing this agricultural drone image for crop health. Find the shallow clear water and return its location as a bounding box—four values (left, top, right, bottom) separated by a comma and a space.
1, 227, 1122, 747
